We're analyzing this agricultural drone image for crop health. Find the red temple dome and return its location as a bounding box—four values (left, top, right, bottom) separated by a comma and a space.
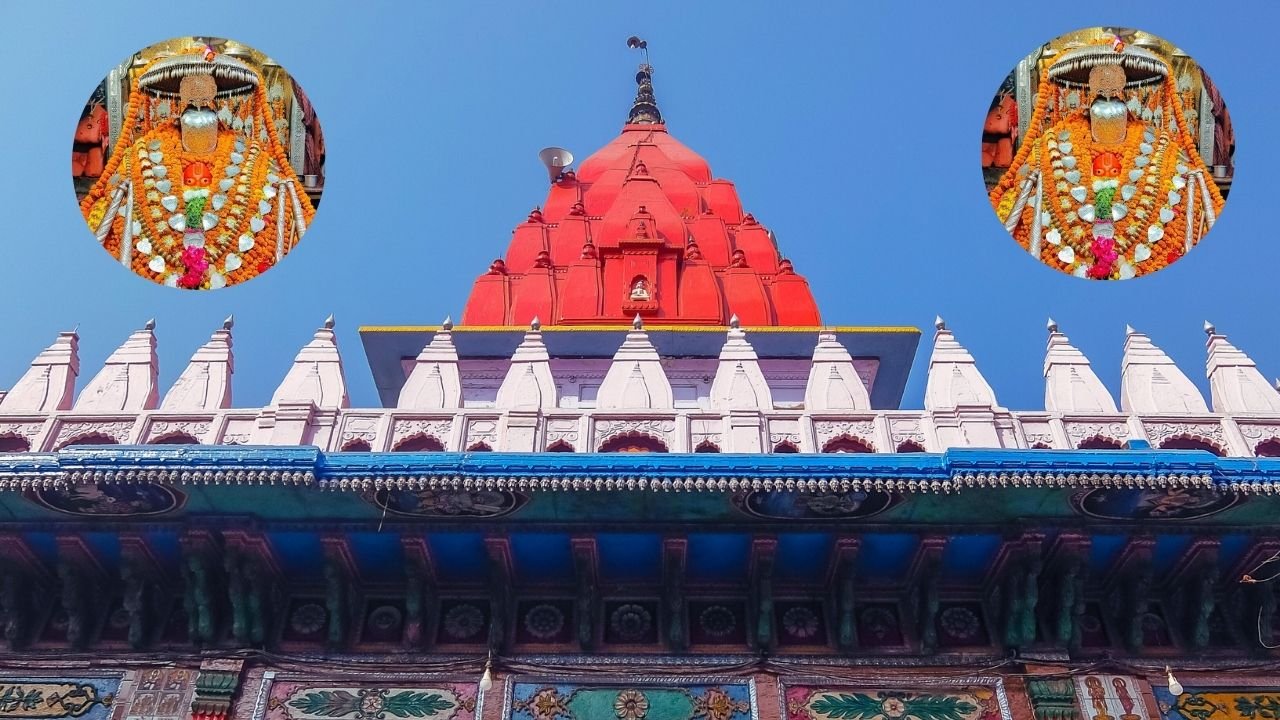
462, 63, 821, 327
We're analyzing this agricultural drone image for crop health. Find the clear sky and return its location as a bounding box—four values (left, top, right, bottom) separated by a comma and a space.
0, 1, 1272, 411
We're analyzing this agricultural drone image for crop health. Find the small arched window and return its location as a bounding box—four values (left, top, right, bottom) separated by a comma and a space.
393, 435, 445, 452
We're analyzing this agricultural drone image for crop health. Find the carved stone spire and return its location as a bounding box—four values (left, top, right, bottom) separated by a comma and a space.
1204, 323, 1280, 413
398, 319, 463, 409
495, 320, 557, 410
161, 317, 235, 410
597, 315, 673, 409
0, 331, 80, 412
1044, 320, 1116, 413
1120, 326, 1207, 413
709, 321, 773, 411
924, 317, 998, 410
805, 332, 870, 411
270, 316, 350, 408
626, 38, 663, 125
75, 321, 159, 411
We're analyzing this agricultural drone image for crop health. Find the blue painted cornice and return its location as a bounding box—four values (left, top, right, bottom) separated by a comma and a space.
0, 445, 1276, 494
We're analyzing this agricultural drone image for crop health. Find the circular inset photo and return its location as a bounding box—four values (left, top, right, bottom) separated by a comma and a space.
74, 37, 324, 289
984, 28, 1232, 280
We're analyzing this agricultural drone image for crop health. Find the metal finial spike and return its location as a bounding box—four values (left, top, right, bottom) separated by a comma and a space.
530, 316, 541, 332
1047, 317, 1058, 333
442, 316, 454, 331
324, 314, 335, 330
222, 314, 234, 331
1125, 324, 1137, 336
71, 323, 80, 335
934, 316, 946, 331
144, 318, 156, 331
1203, 320, 1216, 336
633, 314, 644, 331
729, 314, 740, 330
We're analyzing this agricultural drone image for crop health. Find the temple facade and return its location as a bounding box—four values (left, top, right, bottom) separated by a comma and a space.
0, 58, 1278, 720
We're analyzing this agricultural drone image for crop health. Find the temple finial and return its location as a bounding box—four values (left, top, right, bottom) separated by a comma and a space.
633, 314, 644, 330
934, 315, 946, 331
1125, 324, 1136, 336
530, 316, 541, 332
144, 318, 156, 331
1204, 320, 1216, 336
324, 314, 335, 330
626, 36, 662, 125
729, 313, 741, 330
442, 315, 454, 331
1047, 317, 1058, 333
222, 314, 234, 330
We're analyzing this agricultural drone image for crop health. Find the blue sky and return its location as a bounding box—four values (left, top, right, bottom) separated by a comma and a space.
0, 1, 1273, 411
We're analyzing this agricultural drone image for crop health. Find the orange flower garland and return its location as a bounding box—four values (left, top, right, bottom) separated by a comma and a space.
80, 47, 316, 289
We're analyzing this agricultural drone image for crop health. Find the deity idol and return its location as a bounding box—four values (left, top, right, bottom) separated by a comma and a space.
80, 47, 314, 289
990, 39, 1224, 279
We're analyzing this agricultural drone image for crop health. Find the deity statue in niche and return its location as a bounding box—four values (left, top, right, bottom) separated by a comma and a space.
990, 37, 1224, 280
630, 276, 651, 301
982, 73, 1017, 169
80, 45, 314, 289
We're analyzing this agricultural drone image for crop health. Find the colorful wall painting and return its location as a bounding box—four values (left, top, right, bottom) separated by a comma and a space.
27, 482, 185, 517
1155, 686, 1280, 720
1070, 488, 1240, 521
367, 488, 527, 519
0, 677, 121, 719
782, 682, 1008, 720
119, 667, 195, 720
1074, 675, 1151, 720
732, 490, 899, 520
261, 677, 479, 720
508, 680, 755, 720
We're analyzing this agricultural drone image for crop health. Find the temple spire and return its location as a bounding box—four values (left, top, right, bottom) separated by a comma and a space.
626, 37, 662, 124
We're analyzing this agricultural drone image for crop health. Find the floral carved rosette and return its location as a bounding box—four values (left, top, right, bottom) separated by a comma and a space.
264, 680, 477, 720
75, 37, 324, 289
984, 27, 1231, 280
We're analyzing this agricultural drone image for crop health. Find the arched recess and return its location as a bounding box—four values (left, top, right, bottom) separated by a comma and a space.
822, 435, 873, 453
0, 436, 31, 453
56, 433, 118, 450
467, 442, 493, 452
1256, 439, 1280, 457
694, 440, 721, 453
341, 439, 373, 452
1159, 436, 1224, 456
598, 433, 669, 453
1030, 443, 1052, 449
772, 441, 799, 454
393, 435, 445, 452
896, 440, 926, 453
1079, 436, 1123, 450
546, 440, 575, 453
150, 433, 201, 445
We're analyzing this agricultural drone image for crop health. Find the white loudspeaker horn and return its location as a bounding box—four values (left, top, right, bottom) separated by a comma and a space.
539, 147, 574, 183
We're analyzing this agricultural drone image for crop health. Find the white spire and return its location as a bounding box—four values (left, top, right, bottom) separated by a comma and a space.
161, 318, 235, 410
269, 315, 350, 408
495, 321, 557, 410
1044, 320, 1116, 412
1204, 323, 1280, 413
0, 331, 80, 412
1120, 326, 1207, 413
597, 317, 673, 409
398, 320, 463, 409
924, 318, 998, 410
804, 331, 870, 411
709, 321, 773, 410
75, 321, 159, 411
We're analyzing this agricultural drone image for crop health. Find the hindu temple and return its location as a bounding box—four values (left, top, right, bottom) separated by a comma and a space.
0, 51, 1278, 720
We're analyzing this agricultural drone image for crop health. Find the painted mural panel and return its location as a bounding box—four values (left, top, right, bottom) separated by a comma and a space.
263, 678, 479, 720
1155, 686, 1280, 720
1074, 675, 1151, 720
121, 667, 195, 720
509, 681, 753, 720
782, 684, 1006, 720
0, 677, 120, 719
